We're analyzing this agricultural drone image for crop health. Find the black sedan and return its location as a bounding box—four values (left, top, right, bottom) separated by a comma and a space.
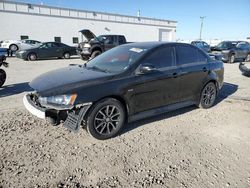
16, 42, 77, 61
23, 42, 224, 140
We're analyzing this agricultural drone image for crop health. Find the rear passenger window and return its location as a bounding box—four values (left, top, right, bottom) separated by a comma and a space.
197, 50, 208, 62
176, 45, 207, 65
142, 46, 175, 68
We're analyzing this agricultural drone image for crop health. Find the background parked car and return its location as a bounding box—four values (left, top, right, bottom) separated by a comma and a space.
191, 41, 210, 53
16, 39, 41, 51
16, 42, 77, 61
77, 29, 127, 60
0, 39, 41, 52
211, 41, 250, 63
0, 48, 7, 56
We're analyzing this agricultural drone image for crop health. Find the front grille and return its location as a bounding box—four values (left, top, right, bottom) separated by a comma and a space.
30, 92, 42, 107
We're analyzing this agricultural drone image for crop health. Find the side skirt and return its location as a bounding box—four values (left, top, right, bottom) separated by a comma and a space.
128, 100, 196, 122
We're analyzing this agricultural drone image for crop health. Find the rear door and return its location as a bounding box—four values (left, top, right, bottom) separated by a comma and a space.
176, 44, 209, 102
130, 45, 181, 114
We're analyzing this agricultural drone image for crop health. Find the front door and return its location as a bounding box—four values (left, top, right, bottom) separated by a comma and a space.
129, 46, 180, 114
104, 36, 116, 51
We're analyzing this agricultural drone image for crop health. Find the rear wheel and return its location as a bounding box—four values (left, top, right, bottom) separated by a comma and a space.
0, 69, 6, 87
86, 98, 126, 140
199, 82, 217, 109
245, 54, 250, 62
9, 44, 18, 52
90, 50, 101, 59
63, 52, 70, 59
28, 53, 37, 61
228, 54, 235, 63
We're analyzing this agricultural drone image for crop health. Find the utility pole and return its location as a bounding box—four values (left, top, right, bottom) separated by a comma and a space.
199, 16, 206, 40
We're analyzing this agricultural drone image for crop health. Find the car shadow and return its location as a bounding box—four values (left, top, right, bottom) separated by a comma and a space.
120, 82, 238, 136
31, 56, 80, 61
121, 105, 197, 135
0, 82, 33, 98
216, 82, 238, 104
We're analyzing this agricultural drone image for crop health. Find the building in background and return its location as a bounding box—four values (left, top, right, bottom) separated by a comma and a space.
0, 1, 177, 45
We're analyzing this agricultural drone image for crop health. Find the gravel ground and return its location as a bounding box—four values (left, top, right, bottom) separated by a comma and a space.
0, 58, 250, 188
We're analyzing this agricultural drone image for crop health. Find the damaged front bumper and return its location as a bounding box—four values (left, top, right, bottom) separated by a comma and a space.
23, 94, 92, 132
23, 94, 46, 119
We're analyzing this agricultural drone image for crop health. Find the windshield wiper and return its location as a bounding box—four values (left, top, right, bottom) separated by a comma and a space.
88, 65, 109, 73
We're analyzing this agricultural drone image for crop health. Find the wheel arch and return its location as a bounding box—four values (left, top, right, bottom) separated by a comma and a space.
91, 46, 102, 54
27, 51, 37, 59
84, 95, 129, 122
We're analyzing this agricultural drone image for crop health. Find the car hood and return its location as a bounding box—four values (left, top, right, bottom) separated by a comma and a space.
29, 65, 113, 95
79, 29, 97, 41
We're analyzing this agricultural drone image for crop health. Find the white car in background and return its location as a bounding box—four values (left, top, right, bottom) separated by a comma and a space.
0, 39, 41, 52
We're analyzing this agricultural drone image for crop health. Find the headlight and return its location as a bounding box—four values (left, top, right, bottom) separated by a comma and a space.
18, 51, 25, 54
83, 43, 91, 48
39, 94, 77, 106
222, 50, 230, 54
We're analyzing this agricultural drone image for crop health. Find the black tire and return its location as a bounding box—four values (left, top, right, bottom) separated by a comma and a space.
228, 53, 235, 63
63, 52, 70, 59
0, 69, 6, 87
86, 98, 126, 140
28, 53, 37, 61
90, 50, 101, 59
245, 54, 250, 62
199, 82, 217, 109
80, 54, 89, 61
9, 44, 18, 52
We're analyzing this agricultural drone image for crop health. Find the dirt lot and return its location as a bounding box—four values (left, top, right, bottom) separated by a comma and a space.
0, 57, 250, 188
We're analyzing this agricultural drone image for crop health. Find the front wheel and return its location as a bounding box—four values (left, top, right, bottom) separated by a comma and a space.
90, 50, 101, 59
228, 54, 235, 63
86, 98, 126, 140
245, 54, 250, 62
199, 82, 217, 109
28, 53, 37, 61
0, 69, 6, 87
63, 52, 70, 59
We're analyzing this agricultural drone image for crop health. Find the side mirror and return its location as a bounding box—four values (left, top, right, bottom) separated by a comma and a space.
139, 64, 157, 74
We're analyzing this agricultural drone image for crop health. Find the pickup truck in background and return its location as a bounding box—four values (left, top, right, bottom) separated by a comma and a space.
77, 29, 127, 60
211, 41, 250, 63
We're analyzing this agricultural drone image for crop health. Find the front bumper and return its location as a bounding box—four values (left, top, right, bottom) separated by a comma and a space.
23, 94, 45, 119
211, 51, 229, 62
16, 52, 27, 59
23, 93, 92, 132
77, 48, 91, 56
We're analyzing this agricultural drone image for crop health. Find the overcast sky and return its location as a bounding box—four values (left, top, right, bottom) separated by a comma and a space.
14, 0, 250, 40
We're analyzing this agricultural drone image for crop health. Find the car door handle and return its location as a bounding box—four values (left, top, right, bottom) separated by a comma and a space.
172, 72, 178, 78
202, 67, 208, 72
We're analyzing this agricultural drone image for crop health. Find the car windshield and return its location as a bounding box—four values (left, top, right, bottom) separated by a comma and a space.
97, 35, 105, 42
217, 42, 236, 49
86, 45, 148, 73
194, 42, 208, 48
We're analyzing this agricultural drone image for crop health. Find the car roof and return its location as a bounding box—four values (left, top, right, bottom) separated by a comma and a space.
122, 41, 190, 49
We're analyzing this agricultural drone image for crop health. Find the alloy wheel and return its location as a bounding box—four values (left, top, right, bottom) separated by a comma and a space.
245, 54, 250, 62
202, 84, 216, 107
29, 54, 37, 61
94, 105, 121, 135
230, 54, 235, 63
